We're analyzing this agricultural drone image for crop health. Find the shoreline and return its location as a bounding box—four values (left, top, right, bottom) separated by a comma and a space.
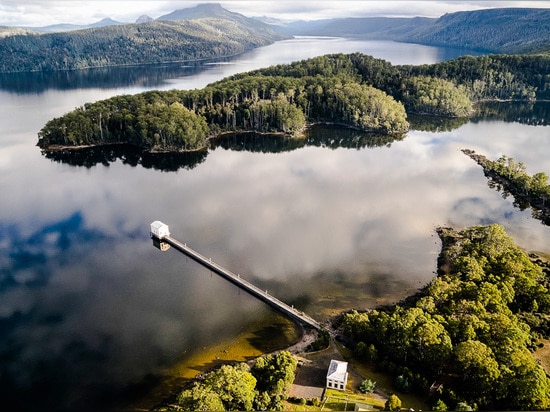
37, 122, 407, 154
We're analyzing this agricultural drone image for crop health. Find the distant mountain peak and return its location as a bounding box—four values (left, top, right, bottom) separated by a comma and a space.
136, 15, 153, 24
88, 17, 125, 28
157, 3, 237, 21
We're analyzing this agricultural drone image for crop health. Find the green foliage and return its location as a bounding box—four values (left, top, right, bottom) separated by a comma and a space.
359, 379, 377, 394
463, 150, 550, 230
385, 394, 402, 411
177, 351, 298, 411
251, 350, 297, 395
177, 382, 225, 411
405, 54, 550, 100
432, 399, 448, 411
354, 341, 378, 363
309, 329, 330, 351
343, 224, 550, 410
402, 76, 472, 117
38, 52, 550, 152
395, 375, 410, 393
455, 401, 474, 411
254, 391, 271, 411
404, 8, 550, 54
177, 363, 256, 411
0, 16, 287, 73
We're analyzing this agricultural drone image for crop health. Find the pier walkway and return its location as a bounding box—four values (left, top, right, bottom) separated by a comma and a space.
158, 232, 322, 331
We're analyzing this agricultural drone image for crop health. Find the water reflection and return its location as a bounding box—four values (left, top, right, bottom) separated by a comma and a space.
482, 166, 550, 226
408, 114, 470, 132
40, 103, 549, 171
0, 210, 289, 411
473, 101, 550, 126
0, 37, 546, 412
0, 38, 483, 96
0, 62, 208, 94
42, 144, 208, 171
41, 126, 405, 170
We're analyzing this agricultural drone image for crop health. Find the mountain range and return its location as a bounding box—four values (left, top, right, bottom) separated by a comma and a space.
0, 4, 289, 72
270, 7, 550, 54
0, 3, 548, 73
12, 3, 260, 33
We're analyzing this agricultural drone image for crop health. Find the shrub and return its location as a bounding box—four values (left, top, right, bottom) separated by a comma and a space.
360, 379, 377, 394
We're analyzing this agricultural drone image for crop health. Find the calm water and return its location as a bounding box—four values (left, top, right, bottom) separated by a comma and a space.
1, 38, 549, 410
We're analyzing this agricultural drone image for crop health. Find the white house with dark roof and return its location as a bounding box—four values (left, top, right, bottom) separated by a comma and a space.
326, 359, 348, 391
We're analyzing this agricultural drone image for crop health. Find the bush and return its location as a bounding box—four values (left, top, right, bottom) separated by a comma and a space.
360, 379, 377, 394
395, 375, 410, 393
309, 330, 330, 351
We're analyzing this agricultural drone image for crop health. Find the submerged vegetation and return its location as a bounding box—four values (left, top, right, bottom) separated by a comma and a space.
342, 224, 550, 410
37, 52, 550, 153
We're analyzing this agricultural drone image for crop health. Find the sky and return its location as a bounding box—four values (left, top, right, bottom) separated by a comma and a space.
1, 0, 550, 27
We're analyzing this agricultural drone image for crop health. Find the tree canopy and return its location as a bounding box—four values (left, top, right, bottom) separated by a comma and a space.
0, 15, 287, 73
175, 351, 298, 411
342, 224, 550, 410
38, 52, 550, 152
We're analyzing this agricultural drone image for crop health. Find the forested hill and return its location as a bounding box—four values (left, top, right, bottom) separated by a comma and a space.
406, 8, 550, 54
0, 4, 288, 73
276, 8, 550, 54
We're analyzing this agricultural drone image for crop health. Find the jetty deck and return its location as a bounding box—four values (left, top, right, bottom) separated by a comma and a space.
160, 234, 322, 331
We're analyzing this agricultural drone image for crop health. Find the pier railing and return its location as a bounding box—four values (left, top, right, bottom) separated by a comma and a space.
157, 233, 321, 331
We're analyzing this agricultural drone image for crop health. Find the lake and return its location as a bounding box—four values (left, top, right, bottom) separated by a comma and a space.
1, 37, 549, 410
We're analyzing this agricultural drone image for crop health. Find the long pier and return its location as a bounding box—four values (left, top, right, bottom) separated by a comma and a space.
150, 222, 321, 331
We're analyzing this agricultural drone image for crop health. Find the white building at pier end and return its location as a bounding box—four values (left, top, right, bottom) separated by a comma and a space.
150, 221, 170, 239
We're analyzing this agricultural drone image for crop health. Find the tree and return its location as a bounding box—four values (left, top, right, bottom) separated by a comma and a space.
531, 172, 550, 199
251, 351, 297, 395
455, 402, 473, 411
395, 375, 410, 393
402, 76, 473, 117
177, 382, 225, 411
432, 399, 448, 411
412, 317, 453, 372
497, 348, 550, 410
385, 394, 402, 411
254, 391, 272, 411
200, 363, 257, 411
454, 340, 500, 401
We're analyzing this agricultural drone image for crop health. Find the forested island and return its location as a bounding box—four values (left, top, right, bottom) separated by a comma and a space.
38, 52, 550, 153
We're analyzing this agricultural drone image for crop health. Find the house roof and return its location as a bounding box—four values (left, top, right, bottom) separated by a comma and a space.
327, 359, 348, 381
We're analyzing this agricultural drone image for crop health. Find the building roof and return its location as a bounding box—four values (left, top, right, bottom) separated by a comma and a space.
151, 221, 167, 230
326, 359, 348, 381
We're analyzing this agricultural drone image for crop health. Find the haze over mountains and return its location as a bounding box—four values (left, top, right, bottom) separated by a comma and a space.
0, 3, 548, 73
